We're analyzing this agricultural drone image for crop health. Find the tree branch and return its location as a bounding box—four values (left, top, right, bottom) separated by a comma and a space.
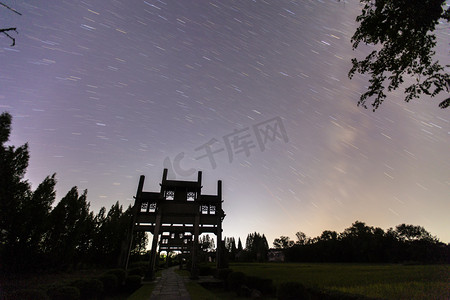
0, 2, 22, 15
0, 28, 18, 46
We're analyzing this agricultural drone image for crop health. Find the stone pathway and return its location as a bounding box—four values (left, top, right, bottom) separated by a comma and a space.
149, 266, 191, 300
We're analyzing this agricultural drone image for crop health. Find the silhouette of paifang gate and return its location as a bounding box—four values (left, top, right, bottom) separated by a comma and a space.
124, 168, 225, 278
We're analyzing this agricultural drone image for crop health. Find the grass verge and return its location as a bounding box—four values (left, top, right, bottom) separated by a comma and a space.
185, 281, 221, 300
126, 283, 156, 300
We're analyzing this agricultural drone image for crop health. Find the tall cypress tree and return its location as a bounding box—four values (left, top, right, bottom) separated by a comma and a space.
0, 112, 57, 271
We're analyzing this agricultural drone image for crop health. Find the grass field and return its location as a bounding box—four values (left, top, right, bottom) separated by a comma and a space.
228, 263, 450, 299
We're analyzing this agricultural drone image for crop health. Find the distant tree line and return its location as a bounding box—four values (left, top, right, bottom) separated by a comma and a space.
199, 234, 215, 252
274, 221, 449, 263
224, 232, 269, 262
0, 112, 147, 273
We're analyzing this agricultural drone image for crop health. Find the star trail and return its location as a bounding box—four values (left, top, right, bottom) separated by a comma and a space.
1, 0, 449, 244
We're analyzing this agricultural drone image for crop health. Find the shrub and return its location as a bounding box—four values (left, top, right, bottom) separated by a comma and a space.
70, 279, 103, 300
98, 274, 118, 294
128, 267, 145, 277
198, 265, 213, 276
47, 286, 80, 300
240, 285, 252, 297
7, 289, 49, 300
128, 261, 148, 270
158, 257, 167, 268
185, 259, 192, 271
246, 275, 274, 295
124, 275, 142, 293
277, 282, 308, 300
105, 269, 126, 285
215, 268, 233, 281
227, 271, 246, 292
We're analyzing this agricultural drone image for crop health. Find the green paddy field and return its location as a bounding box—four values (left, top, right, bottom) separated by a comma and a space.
228, 262, 449, 299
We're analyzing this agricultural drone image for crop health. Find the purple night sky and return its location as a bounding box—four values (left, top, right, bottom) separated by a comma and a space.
1, 0, 449, 245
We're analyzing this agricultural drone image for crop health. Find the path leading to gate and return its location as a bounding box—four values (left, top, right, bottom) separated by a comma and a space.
149, 266, 191, 300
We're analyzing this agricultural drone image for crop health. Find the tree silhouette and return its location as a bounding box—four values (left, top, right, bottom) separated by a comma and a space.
245, 232, 269, 262
44, 187, 94, 267
0, 112, 58, 270
0, 112, 148, 271
319, 230, 338, 241
225, 237, 237, 260
283, 221, 447, 263
0, 2, 21, 46
237, 238, 243, 251
200, 234, 215, 252
91, 202, 132, 266
273, 236, 294, 249
395, 223, 438, 242
131, 231, 148, 255
349, 0, 449, 110
22, 175, 57, 263
295, 231, 310, 245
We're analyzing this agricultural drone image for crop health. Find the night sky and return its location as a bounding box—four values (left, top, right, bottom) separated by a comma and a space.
1, 0, 449, 245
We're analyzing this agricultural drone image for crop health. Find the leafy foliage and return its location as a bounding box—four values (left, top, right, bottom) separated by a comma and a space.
70, 279, 103, 300
295, 231, 311, 245
245, 275, 274, 295
105, 269, 127, 285
273, 236, 294, 249
395, 223, 438, 242
91, 202, 133, 266
44, 187, 94, 267
124, 275, 142, 293
0, 112, 53, 270
349, 0, 449, 110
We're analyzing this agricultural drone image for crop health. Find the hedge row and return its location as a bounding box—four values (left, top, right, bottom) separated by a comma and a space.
4, 268, 143, 300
